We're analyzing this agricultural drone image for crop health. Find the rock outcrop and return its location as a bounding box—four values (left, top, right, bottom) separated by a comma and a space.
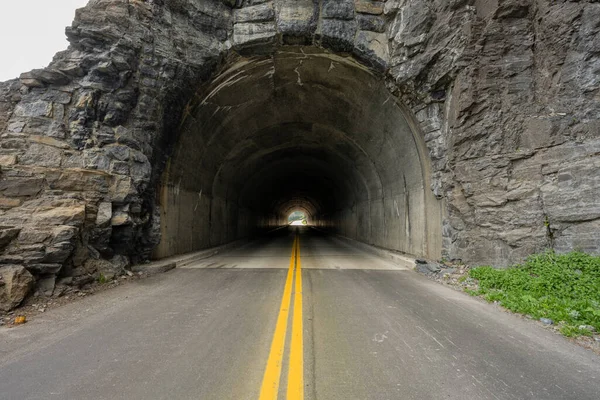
0, 0, 598, 310
0, 265, 34, 311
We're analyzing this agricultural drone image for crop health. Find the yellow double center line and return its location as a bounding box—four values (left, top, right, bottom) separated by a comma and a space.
259, 234, 304, 400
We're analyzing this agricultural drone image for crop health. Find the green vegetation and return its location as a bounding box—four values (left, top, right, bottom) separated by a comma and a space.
98, 273, 108, 284
468, 251, 600, 337
288, 211, 308, 225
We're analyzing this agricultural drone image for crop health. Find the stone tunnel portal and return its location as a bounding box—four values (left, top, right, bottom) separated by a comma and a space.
153, 48, 443, 260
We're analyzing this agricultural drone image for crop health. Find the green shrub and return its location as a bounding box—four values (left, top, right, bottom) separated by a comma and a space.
468, 251, 600, 337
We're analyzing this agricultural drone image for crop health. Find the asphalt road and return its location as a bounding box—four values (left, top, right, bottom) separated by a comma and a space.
0, 227, 599, 399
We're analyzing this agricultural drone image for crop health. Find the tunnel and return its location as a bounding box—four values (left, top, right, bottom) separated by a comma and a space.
153, 47, 443, 261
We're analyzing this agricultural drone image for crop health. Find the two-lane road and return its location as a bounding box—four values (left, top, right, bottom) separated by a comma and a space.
0, 227, 598, 399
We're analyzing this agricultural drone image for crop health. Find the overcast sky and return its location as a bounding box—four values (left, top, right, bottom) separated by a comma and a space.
0, 0, 89, 82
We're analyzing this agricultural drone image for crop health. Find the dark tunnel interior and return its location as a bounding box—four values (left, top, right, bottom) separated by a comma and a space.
153, 47, 443, 260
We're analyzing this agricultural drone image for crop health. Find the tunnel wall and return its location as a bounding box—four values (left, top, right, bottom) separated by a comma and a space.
152, 184, 255, 258
0, 0, 599, 309
152, 159, 279, 258
321, 189, 443, 260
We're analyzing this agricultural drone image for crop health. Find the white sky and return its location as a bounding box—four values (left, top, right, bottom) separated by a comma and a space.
0, 0, 90, 82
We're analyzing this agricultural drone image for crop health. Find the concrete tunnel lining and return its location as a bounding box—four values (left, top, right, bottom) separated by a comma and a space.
154, 47, 443, 260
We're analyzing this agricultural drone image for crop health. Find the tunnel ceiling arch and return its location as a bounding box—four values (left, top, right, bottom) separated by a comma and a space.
156, 47, 443, 259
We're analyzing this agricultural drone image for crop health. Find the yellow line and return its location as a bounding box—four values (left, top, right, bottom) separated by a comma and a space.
259, 236, 297, 400
287, 234, 304, 399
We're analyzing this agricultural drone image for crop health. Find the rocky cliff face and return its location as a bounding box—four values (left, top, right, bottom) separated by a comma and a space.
0, 0, 230, 310
426, 0, 600, 264
0, 0, 598, 311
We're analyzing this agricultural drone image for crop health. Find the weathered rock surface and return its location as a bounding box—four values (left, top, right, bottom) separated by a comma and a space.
0, 0, 598, 309
0, 265, 34, 311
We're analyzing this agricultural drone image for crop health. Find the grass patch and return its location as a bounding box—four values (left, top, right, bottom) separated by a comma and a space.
468, 251, 600, 337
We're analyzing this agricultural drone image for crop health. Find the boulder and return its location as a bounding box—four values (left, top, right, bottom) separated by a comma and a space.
111, 211, 131, 226
0, 227, 20, 252
34, 205, 86, 226
83, 256, 127, 282
0, 265, 34, 311
96, 202, 113, 227
43, 242, 74, 263
111, 254, 130, 270
37, 276, 56, 297
26, 264, 63, 275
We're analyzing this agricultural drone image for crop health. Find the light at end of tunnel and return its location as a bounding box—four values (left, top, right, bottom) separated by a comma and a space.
290, 220, 306, 226
288, 211, 308, 226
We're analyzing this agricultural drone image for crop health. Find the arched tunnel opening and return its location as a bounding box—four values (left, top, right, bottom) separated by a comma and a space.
288, 211, 308, 226
153, 47, 443, 261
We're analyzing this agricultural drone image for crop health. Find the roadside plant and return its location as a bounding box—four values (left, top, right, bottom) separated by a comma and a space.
468, 251, 600, 337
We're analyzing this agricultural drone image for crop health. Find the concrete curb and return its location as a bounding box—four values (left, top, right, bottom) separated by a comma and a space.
172, 226, 290, 267
133, 226, 420, 275
175, 238, 250, 268
310, 227, 417, 269
130, 238, 253, 274
131, 261, 176, 275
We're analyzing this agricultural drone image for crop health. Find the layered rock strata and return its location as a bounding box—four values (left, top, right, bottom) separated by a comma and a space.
0, 0, 598, 310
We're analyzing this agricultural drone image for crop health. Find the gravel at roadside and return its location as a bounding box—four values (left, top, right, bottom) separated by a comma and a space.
0, 270, 151, 328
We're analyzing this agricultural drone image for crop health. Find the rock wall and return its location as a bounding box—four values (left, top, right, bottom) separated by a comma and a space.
0, 0, 233, 310
401, 0, 600, 265
0, 0, 599, 310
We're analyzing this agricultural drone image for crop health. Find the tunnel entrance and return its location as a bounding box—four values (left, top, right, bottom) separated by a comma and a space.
289, 211, 308, 226
153, 47, 442, 260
